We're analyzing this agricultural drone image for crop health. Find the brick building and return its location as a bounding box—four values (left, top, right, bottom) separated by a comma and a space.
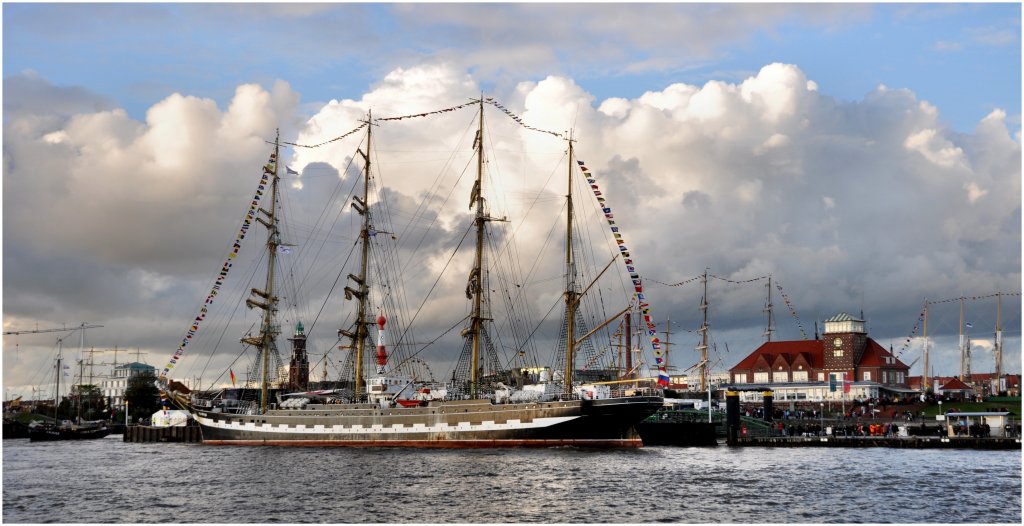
727, 313, 913, 402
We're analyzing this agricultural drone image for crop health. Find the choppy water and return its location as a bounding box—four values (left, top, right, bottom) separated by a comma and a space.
2, 435, 1021, 523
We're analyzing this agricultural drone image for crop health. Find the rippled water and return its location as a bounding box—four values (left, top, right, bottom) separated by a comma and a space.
2, 435, 1020, 523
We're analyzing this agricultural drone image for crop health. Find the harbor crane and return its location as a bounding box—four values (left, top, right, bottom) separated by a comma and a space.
3, 323, 104, 355
3, 323, 104, 336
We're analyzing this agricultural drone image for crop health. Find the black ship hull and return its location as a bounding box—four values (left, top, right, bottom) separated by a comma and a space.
28, 425, 112, 442
193, 396, 663, 447
636, 420, 719, 446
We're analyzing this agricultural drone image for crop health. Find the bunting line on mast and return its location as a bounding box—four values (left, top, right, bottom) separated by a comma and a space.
160, 147, 277, 382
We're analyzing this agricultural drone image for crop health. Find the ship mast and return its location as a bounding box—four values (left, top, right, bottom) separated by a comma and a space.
661, 317, 673, 374
468, 99, 487, 399
243, 129, 281, 414
346, 112, 374, 400
563, 135, 577, 394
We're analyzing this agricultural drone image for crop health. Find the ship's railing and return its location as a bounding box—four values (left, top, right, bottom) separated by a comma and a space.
608, 387, 660, 398
235, 400, 259, 415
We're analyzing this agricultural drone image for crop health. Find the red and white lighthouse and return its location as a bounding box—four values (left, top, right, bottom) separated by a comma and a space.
375, 314, 388, 374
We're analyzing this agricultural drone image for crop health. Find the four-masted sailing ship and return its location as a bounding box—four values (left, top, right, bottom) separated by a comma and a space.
160, 98, 663, 447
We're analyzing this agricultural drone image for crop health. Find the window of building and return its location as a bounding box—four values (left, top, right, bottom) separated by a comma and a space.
753, 372, 769, 383
834, 349, 844, 357
772, 371, 789, 383
793, 371, 808, 382
863, 371, 872, 382
818, 372, 825, 382
733, 375, 746, 384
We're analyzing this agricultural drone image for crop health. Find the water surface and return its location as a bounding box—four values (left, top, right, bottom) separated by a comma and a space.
2, 436, 1020, 523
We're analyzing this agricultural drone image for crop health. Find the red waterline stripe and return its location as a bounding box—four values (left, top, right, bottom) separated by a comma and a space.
202, 438, 642, 448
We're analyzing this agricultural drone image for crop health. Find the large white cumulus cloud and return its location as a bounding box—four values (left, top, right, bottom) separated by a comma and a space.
289, 62, 1020, 371
4, 79, 301, 274
3, 63, 1019, 395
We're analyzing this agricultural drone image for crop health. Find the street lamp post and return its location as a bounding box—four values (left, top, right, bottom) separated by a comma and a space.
820, 402, 825, 435
125, 399, 129, 427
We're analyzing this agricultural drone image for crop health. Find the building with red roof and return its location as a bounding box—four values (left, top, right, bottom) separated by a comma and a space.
908, 374, 1020, 397
728, 313, 913, 402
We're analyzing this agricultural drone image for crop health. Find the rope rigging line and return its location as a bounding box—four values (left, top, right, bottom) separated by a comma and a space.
397, 121, 478, 277
926, 292, 1021, 305
279, 101, 478, 150
710, 274, 769, 284
484, 98, 566, 139
191, 255, 264, 389
282, 122, 368, 149
572, 154, 669, 384
774, 279, 809, 340
160, 151, 276, 381
391, 221, 477, 359
894, 291, 1019, 360
648, 276, 703, 287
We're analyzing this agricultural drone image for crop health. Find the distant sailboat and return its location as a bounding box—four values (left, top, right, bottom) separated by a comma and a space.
29, 339, 110, 442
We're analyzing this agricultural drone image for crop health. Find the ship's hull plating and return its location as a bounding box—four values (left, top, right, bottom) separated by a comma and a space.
192, 396, 663, 448
28, 425, 112, 442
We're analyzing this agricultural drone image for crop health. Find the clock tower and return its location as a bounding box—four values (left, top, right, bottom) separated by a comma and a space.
822, 312, 867, 372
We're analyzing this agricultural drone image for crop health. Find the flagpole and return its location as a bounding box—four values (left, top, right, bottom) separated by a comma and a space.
841, 372, 846, 418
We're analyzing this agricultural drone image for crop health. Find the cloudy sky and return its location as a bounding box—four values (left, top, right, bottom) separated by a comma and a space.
3, 2, 1021, 398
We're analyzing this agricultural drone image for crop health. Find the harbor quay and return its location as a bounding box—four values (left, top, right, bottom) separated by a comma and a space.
722, 388, 1021, 449
735, 435, 1020, 449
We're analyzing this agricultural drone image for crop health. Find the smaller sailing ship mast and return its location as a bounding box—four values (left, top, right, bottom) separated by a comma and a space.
958, 296, 967, 382
697, 269, 710, 392
54, 338, 64, 422
241, 130, 281, 414
995, 292, 1003, 389
763, 275, 775, 342
922, 300, 930, 393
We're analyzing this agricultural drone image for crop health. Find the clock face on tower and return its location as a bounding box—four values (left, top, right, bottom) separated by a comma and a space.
833, 338, 843, 348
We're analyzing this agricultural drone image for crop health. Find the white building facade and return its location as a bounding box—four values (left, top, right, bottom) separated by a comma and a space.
101, 362, 156, 407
